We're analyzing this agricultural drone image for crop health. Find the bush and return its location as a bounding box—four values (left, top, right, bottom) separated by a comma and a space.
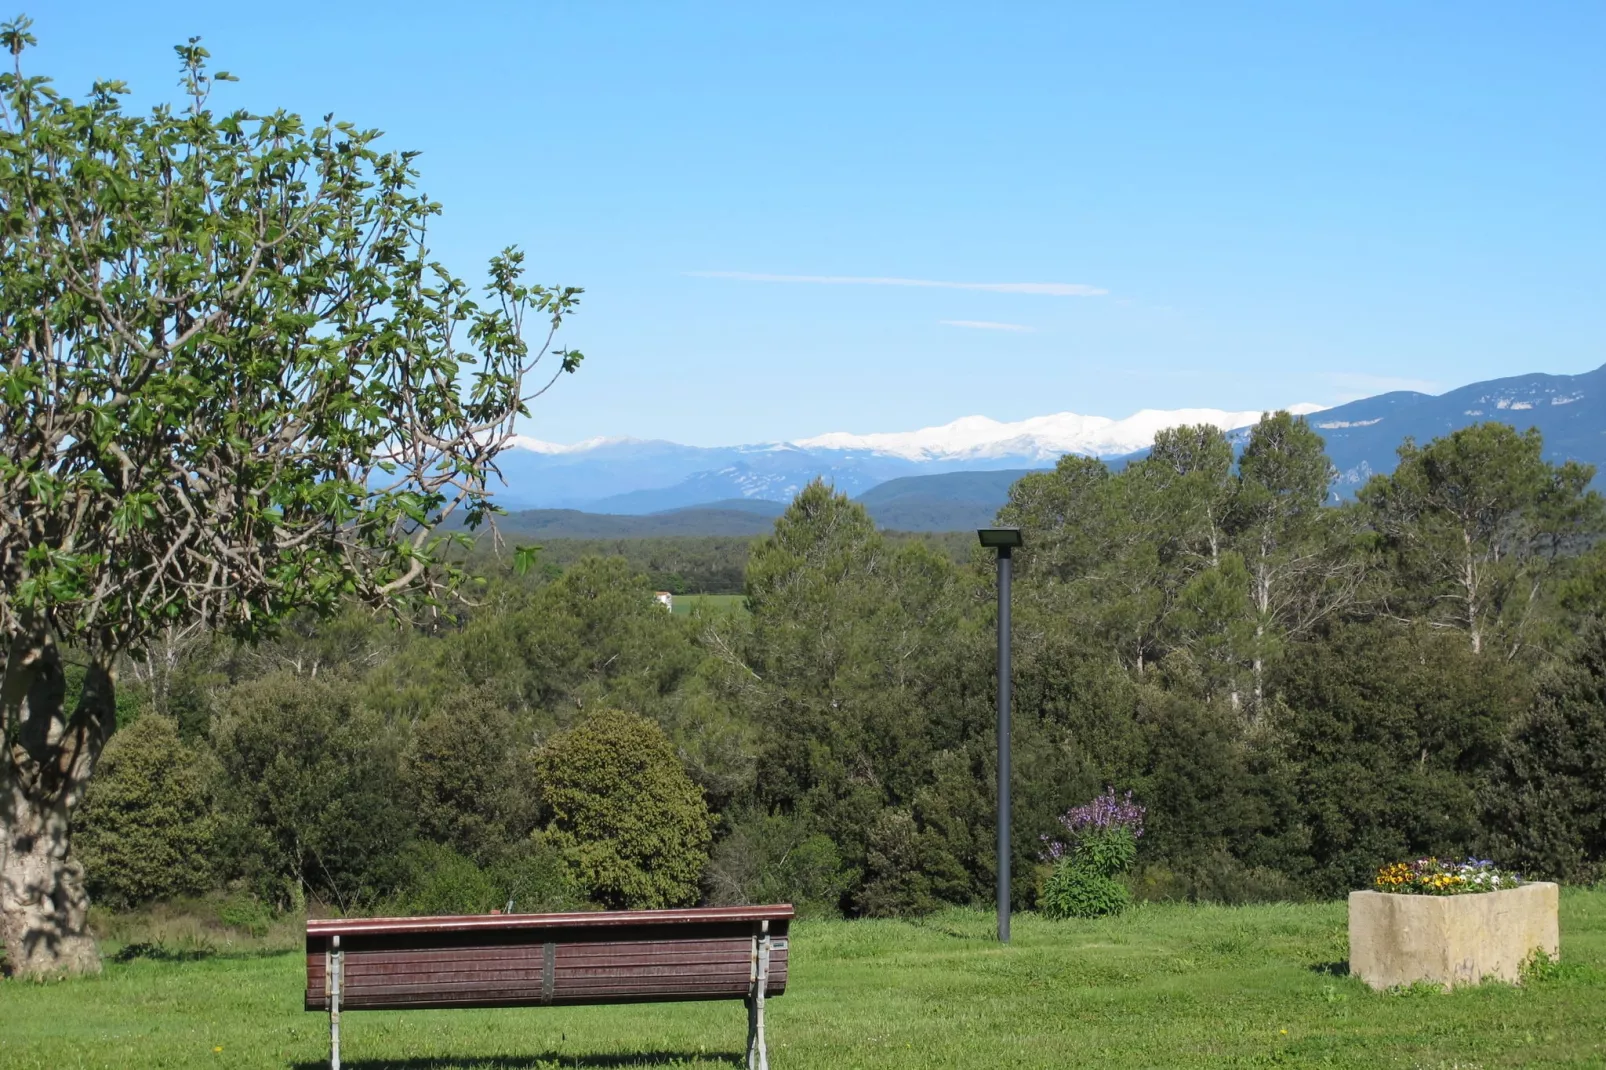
210, 673, 411, 910
390, 839, 580, 917
76, 715, 216, 909
704, 807, 854, 918
533, 708, 714, 909
490, 838, 583, 914
1483, 619, 1606, 881
1040, 820, 1139, 920
391, 842, 501, 916
1041, 864, 1130, 919
402, 691, 538, 865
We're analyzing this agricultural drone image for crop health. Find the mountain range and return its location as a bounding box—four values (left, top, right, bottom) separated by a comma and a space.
490, 364, 1606, 534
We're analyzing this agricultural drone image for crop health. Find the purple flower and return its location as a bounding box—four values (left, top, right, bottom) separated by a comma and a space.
1040, 788, 1145, 861
1058, 788, 1146, 838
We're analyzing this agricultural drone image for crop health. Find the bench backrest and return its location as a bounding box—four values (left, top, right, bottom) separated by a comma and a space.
305, 905, 793, 1012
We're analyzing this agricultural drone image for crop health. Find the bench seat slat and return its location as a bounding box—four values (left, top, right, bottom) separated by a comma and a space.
317, 948, 761, 976
308, 937, 756, 969
304, 905, 792, 1014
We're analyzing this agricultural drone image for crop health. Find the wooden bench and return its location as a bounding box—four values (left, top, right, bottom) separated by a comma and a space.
305, 904, 793, 1070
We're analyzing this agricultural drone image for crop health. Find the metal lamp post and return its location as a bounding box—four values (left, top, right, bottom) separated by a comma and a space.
978, 527, 1023, 943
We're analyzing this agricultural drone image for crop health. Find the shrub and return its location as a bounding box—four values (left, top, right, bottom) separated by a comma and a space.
402, 691, 538, 865
704, 807, 854, 918
1041, 863, 1131, 919
392, 842, 501, 916
1040, 789, 1144, 919
210, 673, 411, 910
1482, 619, 1606, 881
75, 715, 216, 909
390, 839, 581, 917
489, 838, 583, 914
533, 708, 714, 909
856, 809, 943, 918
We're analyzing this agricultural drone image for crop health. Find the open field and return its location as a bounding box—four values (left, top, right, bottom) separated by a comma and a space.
670, 593, 748, 615
3, 891, 1604, 1069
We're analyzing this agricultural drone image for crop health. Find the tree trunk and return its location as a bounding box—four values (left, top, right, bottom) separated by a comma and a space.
1, 627, 117, 977
1, 788, 98, 977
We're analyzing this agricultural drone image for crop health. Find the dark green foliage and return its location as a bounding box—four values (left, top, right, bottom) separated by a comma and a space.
210, 673, 411, 909
857, 809, 949, 918
533, 708, 714, 909
403, 692, 537, 864
390, 840, 579, 916
487, 536, 756, 594
67, 418, 1606, 922
1272, 621, 1526, 897
1484, 620, 1606, 881
704, 807, 855, 918
75, 716, 216, 909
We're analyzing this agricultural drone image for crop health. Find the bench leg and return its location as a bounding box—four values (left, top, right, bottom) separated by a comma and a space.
753, 989, 768, 1070
330, 935, 342, 1070
747, 922, 770, 1070
746, 996, 757, 1069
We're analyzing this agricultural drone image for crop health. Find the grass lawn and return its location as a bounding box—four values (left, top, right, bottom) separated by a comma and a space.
2, 891, 1604, 1069
670, 594, 747, 616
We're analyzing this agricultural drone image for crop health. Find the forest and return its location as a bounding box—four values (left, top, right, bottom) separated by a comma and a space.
76, 414, 1606, 922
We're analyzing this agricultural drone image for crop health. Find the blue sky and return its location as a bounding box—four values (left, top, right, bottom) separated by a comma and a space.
29, 2, 1606, 446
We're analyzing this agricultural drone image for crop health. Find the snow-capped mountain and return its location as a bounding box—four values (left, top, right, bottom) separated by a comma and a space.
795, 405, 1326, 462
1106, 365, 1606, 499
488, 364, 1606, 522
492, 403, 1322, 513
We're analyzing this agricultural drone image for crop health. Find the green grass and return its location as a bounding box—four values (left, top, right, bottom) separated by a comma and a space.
3, 892, 1605, 1068
670, 593, 747, 616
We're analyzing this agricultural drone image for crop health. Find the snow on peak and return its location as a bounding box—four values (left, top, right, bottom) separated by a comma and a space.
509, 403, 1329, 461
509, 434, 639, 455
792, 403, 1326, 461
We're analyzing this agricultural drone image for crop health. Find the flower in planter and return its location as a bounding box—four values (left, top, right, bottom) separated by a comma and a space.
1372, 857, 1524, 895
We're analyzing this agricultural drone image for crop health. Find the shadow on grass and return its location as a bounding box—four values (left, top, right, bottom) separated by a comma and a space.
110, 943, 299, 965
1308, 961, 1349, 977
290, 1053, 742, 1069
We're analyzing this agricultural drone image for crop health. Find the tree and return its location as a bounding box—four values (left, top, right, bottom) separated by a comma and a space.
533, 708, 714, 909
1483, 619, 1606, 881
1273, 619, 1526, 896
210, 673, 411, 911
402, 691, 537, 865
1231, 412, 1354, 712
0, 26, 581, 974
73, 715, 215, 908
1359, 424, 1603, 657
739, 482, 966, 877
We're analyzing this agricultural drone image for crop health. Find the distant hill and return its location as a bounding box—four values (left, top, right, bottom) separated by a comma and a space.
488, 365, 1606, 530
853, 469, 1046, 532
1109, 364, 1606, 497
1313, 366, 1606, 494
654, 498, 787, 518
490, 507, 778, 539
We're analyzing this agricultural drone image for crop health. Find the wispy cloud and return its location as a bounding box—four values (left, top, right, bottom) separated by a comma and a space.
940, 320, 1034, 332
688, 271, 1107, 297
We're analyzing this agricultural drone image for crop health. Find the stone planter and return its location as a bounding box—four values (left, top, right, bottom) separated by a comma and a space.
1348, 881, 1559, 989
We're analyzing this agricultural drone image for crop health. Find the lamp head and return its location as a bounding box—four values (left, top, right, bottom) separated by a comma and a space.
977, 527, 1024, 551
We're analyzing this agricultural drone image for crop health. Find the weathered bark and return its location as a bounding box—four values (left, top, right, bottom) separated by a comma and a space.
1, 627, 117, 977
0, 791, 98, 976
